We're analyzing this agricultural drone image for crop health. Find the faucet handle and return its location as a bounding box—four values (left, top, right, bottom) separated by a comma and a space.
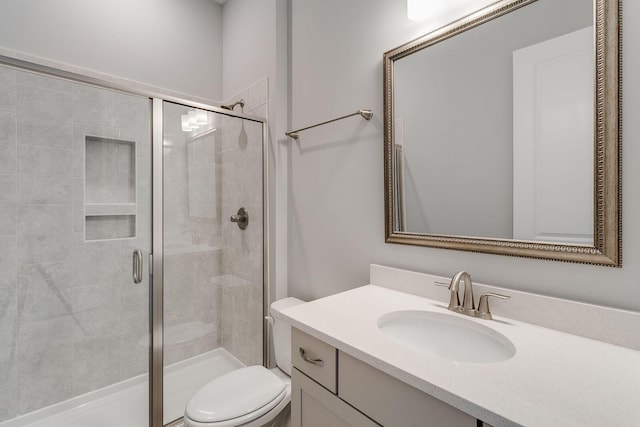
434, 281, 460, 310
477, 293, 510, 320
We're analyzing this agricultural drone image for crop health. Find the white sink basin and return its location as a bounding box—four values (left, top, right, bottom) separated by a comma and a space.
378, 310, 516, 363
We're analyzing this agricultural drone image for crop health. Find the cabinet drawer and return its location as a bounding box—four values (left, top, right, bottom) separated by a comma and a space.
292, 328, 337, 393
339, 352, 476, 427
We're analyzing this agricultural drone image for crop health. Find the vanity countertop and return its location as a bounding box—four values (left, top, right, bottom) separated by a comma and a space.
280, 285, 640, 427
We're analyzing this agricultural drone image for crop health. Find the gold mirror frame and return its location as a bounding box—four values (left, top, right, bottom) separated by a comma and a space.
384, 0, 621, 266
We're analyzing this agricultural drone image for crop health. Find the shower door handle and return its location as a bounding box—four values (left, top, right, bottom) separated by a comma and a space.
132, 249, 143, 284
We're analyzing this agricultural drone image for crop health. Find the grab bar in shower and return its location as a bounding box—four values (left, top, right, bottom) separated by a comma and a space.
285, 109, 373, 139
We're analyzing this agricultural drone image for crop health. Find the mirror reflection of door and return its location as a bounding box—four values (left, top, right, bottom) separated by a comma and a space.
512, 26, 594, 244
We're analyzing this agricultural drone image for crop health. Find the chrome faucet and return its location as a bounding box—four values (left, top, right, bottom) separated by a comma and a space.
451, 271, 475, 312
435, 271, 510, 320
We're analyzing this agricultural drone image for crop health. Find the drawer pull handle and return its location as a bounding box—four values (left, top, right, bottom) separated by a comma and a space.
299, 348, 325, 367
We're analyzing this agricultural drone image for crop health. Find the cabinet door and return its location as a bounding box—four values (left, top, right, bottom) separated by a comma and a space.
338, 352, 476, 427
291, 368, 379, 427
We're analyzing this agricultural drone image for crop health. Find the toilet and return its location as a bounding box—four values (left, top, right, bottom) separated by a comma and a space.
184, 297, 305, 427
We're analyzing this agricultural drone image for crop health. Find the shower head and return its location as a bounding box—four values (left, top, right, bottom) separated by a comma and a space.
220, 99, 245, 112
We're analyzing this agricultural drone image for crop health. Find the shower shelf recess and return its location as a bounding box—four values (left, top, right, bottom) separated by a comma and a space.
85, 204, 137, 216
84, 136, 138, 241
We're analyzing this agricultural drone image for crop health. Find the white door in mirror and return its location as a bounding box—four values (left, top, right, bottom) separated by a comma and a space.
513, 26, 594, 244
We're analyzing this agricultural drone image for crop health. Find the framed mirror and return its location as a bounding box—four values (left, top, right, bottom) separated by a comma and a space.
384, 0, 621, 266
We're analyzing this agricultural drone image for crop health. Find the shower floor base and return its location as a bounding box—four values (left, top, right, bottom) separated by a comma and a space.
0, 348, 245, 427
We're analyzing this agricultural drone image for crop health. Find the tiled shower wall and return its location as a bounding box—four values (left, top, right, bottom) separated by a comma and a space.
0, 65, 151, 421
162, 79, 267, 367
219, 78, 267, 366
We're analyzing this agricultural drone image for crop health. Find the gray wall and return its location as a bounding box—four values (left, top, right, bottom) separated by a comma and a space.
0, 0, 223, 100
288, 0, 640, 312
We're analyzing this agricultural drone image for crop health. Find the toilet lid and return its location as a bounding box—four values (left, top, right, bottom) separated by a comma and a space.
186, 366, 286, 424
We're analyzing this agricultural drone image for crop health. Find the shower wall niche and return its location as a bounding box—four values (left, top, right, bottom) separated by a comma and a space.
84, 136, 137, 241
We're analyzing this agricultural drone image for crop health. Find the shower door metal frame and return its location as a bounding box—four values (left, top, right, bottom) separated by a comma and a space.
0, 54, 270, 427
151, 99, 269, 427
151, 100, 270, 427
150, 98, 165, 426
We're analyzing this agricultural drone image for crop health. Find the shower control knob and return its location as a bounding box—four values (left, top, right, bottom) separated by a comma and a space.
230, 207, 249, 230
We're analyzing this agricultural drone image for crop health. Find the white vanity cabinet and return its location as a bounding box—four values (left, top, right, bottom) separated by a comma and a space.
291, 328, 477, 427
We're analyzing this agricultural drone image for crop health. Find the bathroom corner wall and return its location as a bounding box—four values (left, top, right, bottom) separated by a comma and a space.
0, 65, 152, 421
219, 79, 268, 366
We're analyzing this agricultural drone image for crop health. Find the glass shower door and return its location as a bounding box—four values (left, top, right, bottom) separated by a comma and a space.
161, 101, 265, 425
0, 64, 152, 427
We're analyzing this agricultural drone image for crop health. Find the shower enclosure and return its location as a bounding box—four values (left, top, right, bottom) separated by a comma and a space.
160, 101, 266, 425
0, 60, 267, 427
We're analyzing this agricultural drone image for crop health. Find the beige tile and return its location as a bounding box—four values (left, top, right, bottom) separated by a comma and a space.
0, 285, 17, 345
0, 358, 17, 422
0, 236, 16, 290
17, 205, 72, 265
0, 174, 16, 236
17, 262, 73, 325
72, 335, 122, 396
0, 111, 17, 172
17, 70, 72, 93
17, 145, 72, 205
17, 338, 74, 414
73, 306, 121, 340
71, 232, 121, 285
111, 91, 150, 109
0, 66, 17, 113
118, 331, 148, 380
110, 102, 152, 158
0, 206, 16, 238
72, 83, 115, 127
17, 84, 72, 148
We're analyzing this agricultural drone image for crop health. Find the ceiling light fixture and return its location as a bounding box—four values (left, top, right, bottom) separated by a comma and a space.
407, 0, 434, 21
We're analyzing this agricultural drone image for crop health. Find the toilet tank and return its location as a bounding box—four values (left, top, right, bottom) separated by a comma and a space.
270, 297, 305, 376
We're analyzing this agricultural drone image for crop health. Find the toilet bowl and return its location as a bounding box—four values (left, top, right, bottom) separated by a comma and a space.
184, 297, 305, 427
